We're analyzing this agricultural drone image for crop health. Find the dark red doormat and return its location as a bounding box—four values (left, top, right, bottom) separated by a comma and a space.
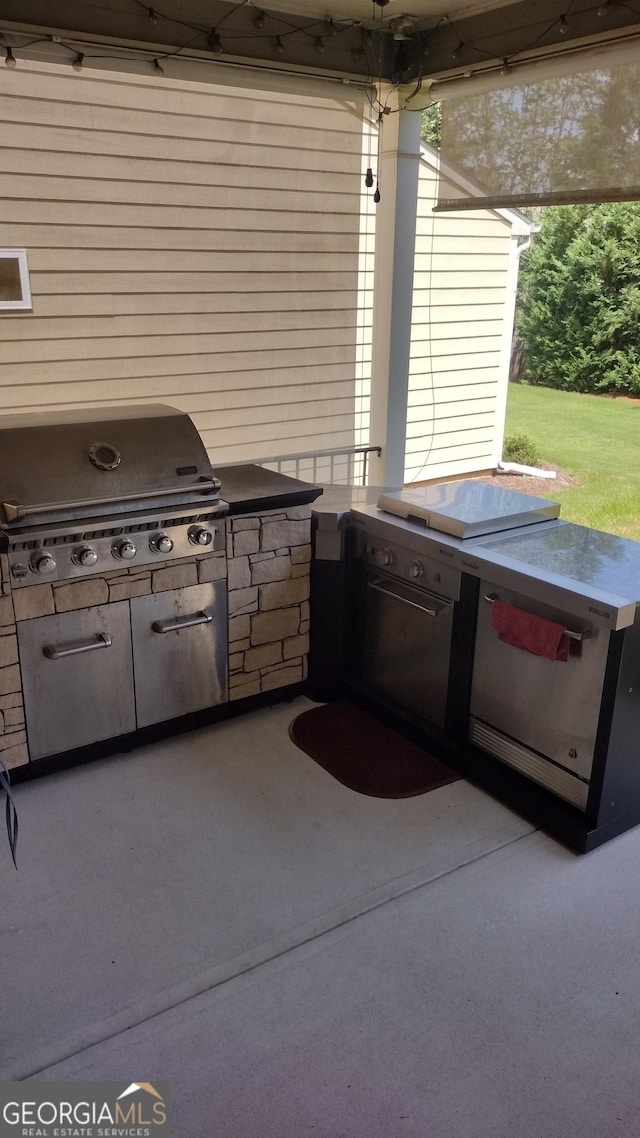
289, 701, 461, 799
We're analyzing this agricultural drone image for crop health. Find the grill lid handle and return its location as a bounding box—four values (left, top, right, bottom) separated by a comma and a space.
0, 478, 221, 526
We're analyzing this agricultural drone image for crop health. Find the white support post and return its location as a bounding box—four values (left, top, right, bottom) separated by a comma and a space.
368, 96, 421, 489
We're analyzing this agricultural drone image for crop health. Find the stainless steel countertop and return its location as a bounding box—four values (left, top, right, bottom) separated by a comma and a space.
314, 494, 640, 630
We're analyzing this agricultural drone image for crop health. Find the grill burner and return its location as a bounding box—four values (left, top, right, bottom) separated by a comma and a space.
0, 404, 228, 585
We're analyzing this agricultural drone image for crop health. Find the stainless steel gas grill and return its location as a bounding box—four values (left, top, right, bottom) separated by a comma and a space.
0, 404, 226, 585
0, 404, 229, 763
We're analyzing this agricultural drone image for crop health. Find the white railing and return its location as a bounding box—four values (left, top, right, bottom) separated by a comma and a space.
221, 445, 381, 487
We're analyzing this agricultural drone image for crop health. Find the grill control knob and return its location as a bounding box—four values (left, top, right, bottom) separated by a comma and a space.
73, 545, 98, 568
408, 560, 423, 579
376, 547, 393, 567
113, 539, 137, 561
31, 551, 56, 576
150, 533, 174, 554
188, 526, 213, 548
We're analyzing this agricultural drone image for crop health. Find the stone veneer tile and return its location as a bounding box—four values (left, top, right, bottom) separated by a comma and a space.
229, 614, 250, 641
0, 633, 18, 668
259, 576, 309, 611
300, 619, 310, 635
2, 741, 28, 768
152, 562, 198, 593
229, 679, 261, 701
0, 692, 22, 711
229, 652, 245, 672
229, 637, 250, 652
291, 564, 309, 579
243, 642, 282, 672
229, 669, 261, 690
231, 517, 260, 531
0, 727, 26, 751
251, 607, 300, 645
0, 593, 15, 626
0, 709, 3, 733
4, 706, 24, 728
261, 663, 303, 691
228, 556, 251, 590
233, 529, 260, 557
261, 519, 310, 553
0, 555, 10, 598
228, 586, 258, 616
301, 600, 310, 623
285, 505, 312, 520
250, 555, 291, 586
54, 578, 109, 613
283, 632, 309, 660
0, 665, 21, 696
291, 546, 311, 564
13, 585, 54, 622
197, 555, 227, 584
108, 578, 152, 602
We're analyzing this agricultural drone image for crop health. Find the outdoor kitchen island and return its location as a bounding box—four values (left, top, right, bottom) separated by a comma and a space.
0, 414, 321, 780
312, 481, 640, 852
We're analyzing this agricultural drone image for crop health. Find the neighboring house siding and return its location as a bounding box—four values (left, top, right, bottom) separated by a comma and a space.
0, 61, 365, 466
405, 158, 517, 484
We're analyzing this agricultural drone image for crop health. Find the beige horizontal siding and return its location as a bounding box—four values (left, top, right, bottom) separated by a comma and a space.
0, 60, 366, 466
405, 151, 516, 484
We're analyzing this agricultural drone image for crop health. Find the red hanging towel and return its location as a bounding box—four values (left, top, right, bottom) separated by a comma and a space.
491, 599, 569, 662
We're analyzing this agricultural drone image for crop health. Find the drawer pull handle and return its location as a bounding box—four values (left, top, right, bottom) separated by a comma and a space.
43, 632, 112, 660
483, 593, 590, 641
152, 610, 212, 634
368, 579, 450, 618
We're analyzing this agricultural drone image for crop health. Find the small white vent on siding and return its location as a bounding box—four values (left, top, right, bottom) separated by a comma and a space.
469, 717, 589, 812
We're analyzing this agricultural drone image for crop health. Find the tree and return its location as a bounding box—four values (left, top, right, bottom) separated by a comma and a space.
517, 202, 640, 395
421, 103, 441, 148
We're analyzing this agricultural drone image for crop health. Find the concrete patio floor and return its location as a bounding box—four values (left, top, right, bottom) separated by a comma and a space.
3, 696, 640, 1136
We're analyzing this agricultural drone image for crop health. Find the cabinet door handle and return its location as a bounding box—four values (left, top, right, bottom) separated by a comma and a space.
43, 632, 112, 660
151, 610, 213, 634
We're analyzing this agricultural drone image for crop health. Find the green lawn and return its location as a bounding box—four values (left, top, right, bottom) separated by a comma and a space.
505, 383, 640, 540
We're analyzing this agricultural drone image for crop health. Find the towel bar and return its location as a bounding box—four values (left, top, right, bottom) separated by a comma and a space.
484, 593, 591, 642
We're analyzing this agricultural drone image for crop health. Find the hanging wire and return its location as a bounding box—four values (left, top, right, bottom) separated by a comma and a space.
2, 1, 626, 87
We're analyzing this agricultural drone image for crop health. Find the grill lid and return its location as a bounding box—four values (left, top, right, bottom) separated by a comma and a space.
0, 404, 220, 528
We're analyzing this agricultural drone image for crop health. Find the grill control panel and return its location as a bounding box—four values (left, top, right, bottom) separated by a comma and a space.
8, 514, 226, 587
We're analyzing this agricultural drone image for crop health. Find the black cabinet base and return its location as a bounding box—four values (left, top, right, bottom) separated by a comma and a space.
341, 679, 640, 854
8, 683, 307, 784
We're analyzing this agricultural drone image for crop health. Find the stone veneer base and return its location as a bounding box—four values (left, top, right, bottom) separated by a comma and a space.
0, 503, 312, 769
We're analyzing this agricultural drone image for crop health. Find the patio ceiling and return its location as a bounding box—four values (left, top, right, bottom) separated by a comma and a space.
2, 0, 639, 87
